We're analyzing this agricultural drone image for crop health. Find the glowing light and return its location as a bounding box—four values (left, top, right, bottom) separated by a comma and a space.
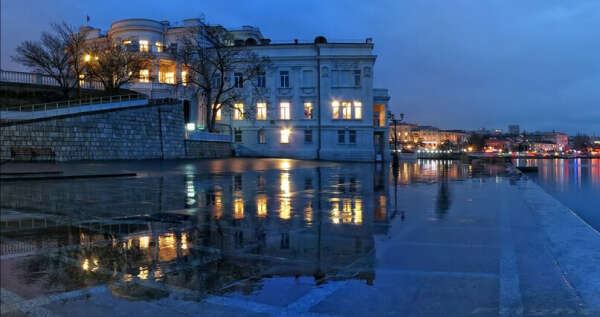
234, 198, 244, 219
354, 199, 363, 225
256, 195, 267, 217
280, 198, 291, 220
280, 128, 291, 144
181, 71, 187, 86
83, 54, 91, 62
139, 69, 150, 82
139, 40, 149, 52
332, 100, 340, 119
138, 266, 149, 280
304, 202, 313, 223
233, 103, 244, 120
139, 236, 150, 249
186, 123, 196, 131
181, 233, 188, 250
82, 258, 90, 271
280, 102, 290, 120
353, 101, 362, 119
257, 102, 267, 120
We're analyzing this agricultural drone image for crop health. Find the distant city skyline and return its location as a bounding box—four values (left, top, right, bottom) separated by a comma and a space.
2, 0, 599, 135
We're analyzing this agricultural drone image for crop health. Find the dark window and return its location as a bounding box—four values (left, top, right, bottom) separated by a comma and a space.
304, 129, 312, 143
257, 72, 266, 88
349, 130, 357, 144
354, 70, 361, 86
234, 175, 242, 191
234, 72, 243, 88
338, 130, 345, 144
258, 129, 266, 144
183, 100, 191, 123
234, 129, 242, 143
280, 71, 289, 88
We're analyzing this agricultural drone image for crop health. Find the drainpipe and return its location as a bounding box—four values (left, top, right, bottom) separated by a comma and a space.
316, 44, 322, 160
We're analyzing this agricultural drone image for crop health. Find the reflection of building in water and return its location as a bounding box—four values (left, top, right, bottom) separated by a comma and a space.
4, 163, 389, 300
393, 160, 469, 185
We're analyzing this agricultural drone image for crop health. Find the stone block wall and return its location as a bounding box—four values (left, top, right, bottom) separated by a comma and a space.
185, 140, 232, 159
1, 103, 185, 161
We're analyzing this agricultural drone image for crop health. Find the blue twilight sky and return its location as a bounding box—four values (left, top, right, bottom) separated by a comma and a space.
2, 0, 599, 135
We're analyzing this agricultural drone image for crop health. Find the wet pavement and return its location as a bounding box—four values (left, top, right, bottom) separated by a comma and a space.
1, 158, 599, 316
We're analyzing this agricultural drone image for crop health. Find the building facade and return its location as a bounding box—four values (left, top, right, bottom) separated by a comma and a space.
80, 18, 390, 162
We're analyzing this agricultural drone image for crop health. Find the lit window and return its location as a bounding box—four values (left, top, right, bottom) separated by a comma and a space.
338, 130, 345, 143
257, 72, 266, 88
164, 72, 175, 84
155, 41, 163, 52
139, 69, 150, 82
257, 102, 267, 120
234, 198, 244, 219
353, 101, 362, 119
304, 129, 312, 143
213, 104, 221, 121
234, 103, 244, 120
280, 128, 291, 144
78, 74, 85, 87
258, 129, 266, 144
342, 102, 352, 119
181, 71, 187, 86
332, 101, 340, 119
349, 130, 357, 144
256, 195, 267, 217
354, 70, 361, 86
139, 40, 149, 52
304, 102, 313, 119
234, 72, 243, 88
280, 102, 290, 120
123, 40, 132, 45
280, 71, 289, 88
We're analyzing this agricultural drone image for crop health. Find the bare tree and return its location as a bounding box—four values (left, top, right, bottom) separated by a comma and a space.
12, 25, 72, 98
54, 22, 89, 97
176, 18, 270, 132
83, 36, 152, 93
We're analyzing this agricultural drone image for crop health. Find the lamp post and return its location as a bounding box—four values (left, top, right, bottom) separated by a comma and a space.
387, 112, 404, 167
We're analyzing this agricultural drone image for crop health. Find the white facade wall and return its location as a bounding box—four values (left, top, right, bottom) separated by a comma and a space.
84, 18, 390, 162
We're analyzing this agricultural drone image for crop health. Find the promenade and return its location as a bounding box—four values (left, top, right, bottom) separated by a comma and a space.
1, 159, 598, 316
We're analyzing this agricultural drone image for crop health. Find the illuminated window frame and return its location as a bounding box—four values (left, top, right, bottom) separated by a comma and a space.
234, 103, 244, 120
139, 40, 149, 52
280, 128, 291, 144
280, 102, 290, 120
304, 102, 313, 119
342, 102, 352, 119
353, 101, 362, 119
139, 69, 150, 82
332, 101, 340, 119
257, 102, 267, 120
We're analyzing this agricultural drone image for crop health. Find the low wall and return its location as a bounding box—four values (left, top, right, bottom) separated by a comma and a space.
185, 140, 232, 159
1, 103, 185, 161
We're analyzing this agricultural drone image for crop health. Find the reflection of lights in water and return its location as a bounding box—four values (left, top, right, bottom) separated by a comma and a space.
375, 195, 387, 221
304, 202, 313, 223
214, 194, 223, 219
279, 172, 292, 219
280, 198, 291, 220
139, 236, 150, 249
256, 195, 267, 217
82, 258, 90, 271
159, 233, 177, 262
138, 266, 149, 280
154, 267, 163, 280
280, 160, 292, 171
330, 199, 340, 224
181, 233, 188, 250
342, 199, 352, 223
123, 273, 133, 282
234, 198, 244, 219
354, 199, 363, 224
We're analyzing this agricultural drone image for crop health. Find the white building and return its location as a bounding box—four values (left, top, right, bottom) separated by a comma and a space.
81, 18, 390, 162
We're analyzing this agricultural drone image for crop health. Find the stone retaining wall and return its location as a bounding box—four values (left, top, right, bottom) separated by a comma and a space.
1, 103, 185, 161
185, 140, 232, 158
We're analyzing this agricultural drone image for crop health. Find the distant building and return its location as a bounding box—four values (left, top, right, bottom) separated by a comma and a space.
508, 125, 519, 135
389, 124, 468, 150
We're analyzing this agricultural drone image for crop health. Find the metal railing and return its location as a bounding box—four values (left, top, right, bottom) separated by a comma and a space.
1, 70, 103, 90
2, 94, 145, 112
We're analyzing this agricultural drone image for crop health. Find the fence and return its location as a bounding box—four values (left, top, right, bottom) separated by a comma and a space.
1, 70, 103, 90
2, 94, 146, 112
